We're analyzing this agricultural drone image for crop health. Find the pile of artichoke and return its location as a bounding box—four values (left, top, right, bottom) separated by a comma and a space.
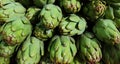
0, 0, 120, 64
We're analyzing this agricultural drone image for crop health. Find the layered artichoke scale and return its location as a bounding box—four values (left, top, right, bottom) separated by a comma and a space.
0, 0, 119, 64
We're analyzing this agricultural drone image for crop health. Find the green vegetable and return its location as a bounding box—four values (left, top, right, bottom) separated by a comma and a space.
48, 35, 77, 64
16, 37, 44, 64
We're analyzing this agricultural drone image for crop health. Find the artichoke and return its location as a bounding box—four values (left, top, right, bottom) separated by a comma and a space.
59, 14, 87, 36
33, 24, 54, 41
60, 0, 81, 13
16, 37, 44, 64
38, 4, 62, 29
0, 57, 10, 64
0, 40, 18, 57
0, 2, 26, 23
33, 0, 55, 7
0, 16, 32, 45
25, 7, 41, 25
93, 19, 120, 45
83, 0, 106, 21
48, 35, 77, 64
77, 32, 102, 63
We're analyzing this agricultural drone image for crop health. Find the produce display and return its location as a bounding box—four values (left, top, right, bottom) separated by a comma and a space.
0, 0, 120, 64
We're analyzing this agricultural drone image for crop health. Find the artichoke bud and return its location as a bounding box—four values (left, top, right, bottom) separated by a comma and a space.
33, 23, 54, 41
0, 2, 26, 23
16, 37, 44, 64
60, 0, 81, 13
0, 16, 32, 45
77, 32, 102, 63
93, 19, 120, 45
48, 35, 77, 64
39, 4, 62, 29
83, 0, 106, 20
59, 14, 87, 36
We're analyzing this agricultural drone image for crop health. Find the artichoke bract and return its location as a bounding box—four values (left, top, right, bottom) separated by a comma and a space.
0, 0, 15, 6
83, 0, 106, 21
60, 0, 81, 13
93, 19, 120, 45
25, 7, 41, 25
0, 41, 18, 57
16, 37, 44, 64
77, 32, 102, 63
0, 57, 10, 64
38, 4, 62, 29
0, 16, 32, 45
33, 0, 55, 7
48, 35, 77, 64
59, 14, 87, 36
0, 2, 26, 23
33, 24, 54, 41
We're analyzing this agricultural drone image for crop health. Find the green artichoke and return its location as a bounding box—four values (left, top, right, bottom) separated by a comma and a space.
33, 24, 54, 41
102, 44, 120, 64
48, 35, 77, 64
93, 19, 120, 45
60, 0, 81, 13
25, 7, 41, 25
33, 0, 55, 7
0, 16, 32, 45
0, 2, 26, 23
83, 0, 106, 21
59, 14, 87, 36
0, 40, 18, 57
0, 57, 10, 64
77, 32, 102, 63
16, 37, 44, 64
38, 4, 62, 29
